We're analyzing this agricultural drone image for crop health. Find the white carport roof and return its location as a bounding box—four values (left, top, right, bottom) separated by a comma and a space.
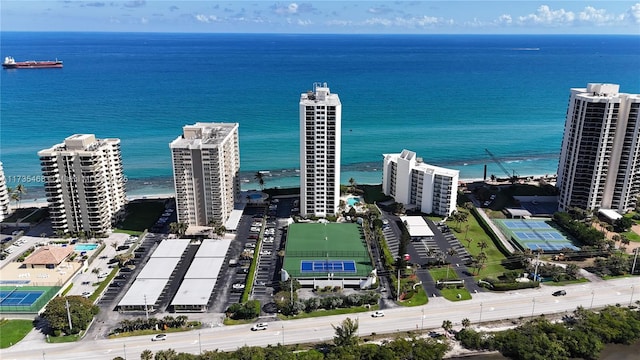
184, 257, 225, 279
137, 257, 180, 279
118, 278, 168, 306
171, 279, 217, 306
399, 216, 434, 237
599, 209, 623, 221
195, 239, 231, 258
225, 209, 244, 231
150, 238, 190, 258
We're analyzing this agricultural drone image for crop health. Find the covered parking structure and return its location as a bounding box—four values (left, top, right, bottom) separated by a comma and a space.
170, 239, 231, 312
117, 239, 190, 312
399, 216, 434, 241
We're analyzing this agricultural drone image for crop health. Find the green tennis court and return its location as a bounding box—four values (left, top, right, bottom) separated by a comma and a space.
283, 223, 373, 278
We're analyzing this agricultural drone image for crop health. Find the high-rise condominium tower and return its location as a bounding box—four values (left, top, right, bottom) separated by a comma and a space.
0, 162, 10, 222
170, 122, 240, 227
557, 83, 640, 213
38, 134, 126, 234
299, 82, 342, 217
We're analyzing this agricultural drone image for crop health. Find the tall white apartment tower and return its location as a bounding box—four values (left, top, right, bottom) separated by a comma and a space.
557, 83, 640, 213
38, 134, 126, 234
0, 162, 10, 222
300, 82, 342, 217
382, 150, 459, 216
170, 122, 240, 227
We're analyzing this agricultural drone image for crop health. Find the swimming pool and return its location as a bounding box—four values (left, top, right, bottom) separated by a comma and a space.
347, 197, 361, 206
74, 243, 98, 251
248, 193, 263, 199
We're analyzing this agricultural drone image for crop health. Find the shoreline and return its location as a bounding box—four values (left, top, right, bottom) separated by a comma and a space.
11, 173, 557, 210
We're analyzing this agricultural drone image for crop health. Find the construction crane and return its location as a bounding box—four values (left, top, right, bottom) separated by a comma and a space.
485, 148, 519, 183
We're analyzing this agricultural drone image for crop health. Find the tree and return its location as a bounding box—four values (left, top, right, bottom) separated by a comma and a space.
169, 222, 188, 237
332, 317, 359, 347
14, 184, 26, 209
442, 319, 453, 334
475, 252, 488, 275
348, 177, 356, 193
614, 217, 634, 233
446, 248, 456, 279
41, 296, 99, 335
140, 349, 153, 360
462, 318, 471, 329
254, 171, 265, 191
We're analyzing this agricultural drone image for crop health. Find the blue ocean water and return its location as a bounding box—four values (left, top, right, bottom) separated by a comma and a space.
1, 33, 639, 199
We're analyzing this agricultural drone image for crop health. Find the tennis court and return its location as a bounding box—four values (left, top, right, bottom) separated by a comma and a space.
283, 223, 372, 278
494, 219, 579, 252
301, 260, 357, 273
0, 289, 44, 306
0, 286, 60, 313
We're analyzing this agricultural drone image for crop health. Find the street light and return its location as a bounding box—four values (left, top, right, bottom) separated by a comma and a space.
282, 324, 285, 345
421, 308, 424, 331
479, 302, 483, 323
123, 343, 127, 360
198, 332, 202, 355
531, 298, 536, 318
590, 290, 595, 309
630, 285, 635, 306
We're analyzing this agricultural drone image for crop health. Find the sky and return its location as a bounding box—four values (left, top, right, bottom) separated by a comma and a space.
1, 1, 639, 34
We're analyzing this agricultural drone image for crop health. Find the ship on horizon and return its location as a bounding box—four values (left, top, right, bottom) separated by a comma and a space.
2, 56, 63, 69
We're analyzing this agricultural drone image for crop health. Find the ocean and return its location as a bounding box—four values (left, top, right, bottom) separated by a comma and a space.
1, 32, 639, 200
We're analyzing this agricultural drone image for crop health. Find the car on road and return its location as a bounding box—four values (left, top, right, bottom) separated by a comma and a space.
371, 310, 385, 318
81, 291, 91, 297
260, 250, 272, 256
151, 334, 167, 341
552, 290, 567, 296
251, 323, 268, 331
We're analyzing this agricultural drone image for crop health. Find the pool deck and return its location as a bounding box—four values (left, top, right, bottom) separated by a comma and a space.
0, 260, 82, 287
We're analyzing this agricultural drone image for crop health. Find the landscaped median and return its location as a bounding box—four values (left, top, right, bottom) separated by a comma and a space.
428, 267, 471, 301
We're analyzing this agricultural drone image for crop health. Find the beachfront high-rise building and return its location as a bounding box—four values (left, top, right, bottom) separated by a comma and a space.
557, 83, 640, 213
38, 134, 126, 234
170, 122, 240, 227
0, 162, 10, 222
299, 82, 342, 217
382, 150, 459, 216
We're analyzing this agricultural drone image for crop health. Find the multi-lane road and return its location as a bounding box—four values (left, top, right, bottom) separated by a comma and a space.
2, 277, 637, 360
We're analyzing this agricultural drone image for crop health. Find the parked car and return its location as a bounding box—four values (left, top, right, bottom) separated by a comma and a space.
552, 290, 567, 296
251, 323, 268, 331
151, 334, 167, 341
81, 291, 91, 298
371, 311, 385, 318
116, 245, 129, 251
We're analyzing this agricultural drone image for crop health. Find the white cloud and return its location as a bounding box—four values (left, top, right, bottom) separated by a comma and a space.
626, 3, 640, 24
273, 3, 299, 15
297, 19, 313, 26
362, 16, 450, 28
140, 17, 148, 25
518, 5, 575, 26
195, 14, 219, 23
497, 14, 513, 25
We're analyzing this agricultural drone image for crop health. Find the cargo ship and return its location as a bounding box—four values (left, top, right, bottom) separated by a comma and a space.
2, 56, 63, 69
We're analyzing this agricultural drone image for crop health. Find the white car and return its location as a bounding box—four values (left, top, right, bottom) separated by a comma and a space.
232, 283, 245, 290
151, 334, 167, 341
260, 250, 272, 256
251, 323, 268, 331
371, 311, 385, 318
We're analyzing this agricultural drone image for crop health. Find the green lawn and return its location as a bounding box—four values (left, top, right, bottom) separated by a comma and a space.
116, 199, 166, 232
445, 208, 510, 278
277, 305, 379, 320
0, 319, 33, 348
397, 287, 428, 307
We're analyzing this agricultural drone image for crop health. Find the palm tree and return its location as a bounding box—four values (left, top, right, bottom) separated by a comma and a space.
169, 222, 188, 237
475, 252, 488, 275
348, 177, 356, 193
254, 172, 265, 191
332, 317, 359, 347
14, 184, 26, 209
461, 318, 471, 329
442, 319, 453, 334
445, 248, 456, 280
140, 349, 153, 360
477, 240, 488, 252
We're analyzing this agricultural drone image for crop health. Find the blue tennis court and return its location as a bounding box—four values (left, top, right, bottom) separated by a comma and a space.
300, 260, 357, 273
0, 289, 44, 307
514, 231, 565, 240
502, 219, 553, 230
